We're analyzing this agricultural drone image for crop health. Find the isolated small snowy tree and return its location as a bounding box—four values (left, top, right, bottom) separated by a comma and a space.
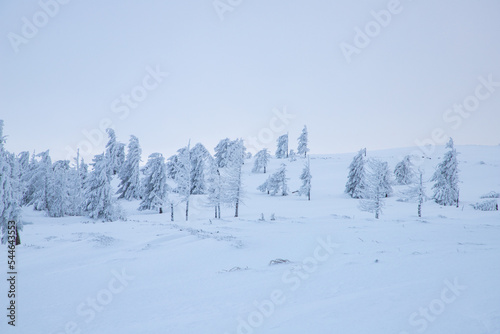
259, 164, 288, 196
299, 157, 312, 200
105, 128, 124, 175
416, 171, 425, 217
275, 134, 289, 159
359, 159, 388, 219
139, 153, 169, 214
252, 148, 270, 173
83, 153, 115, 221
394, 155, 415, 185
289, 149, 297, 162
431, 138, 459, 206
345, 148, 367, 198
297, 125, 309, 157
117, 135, 142, 200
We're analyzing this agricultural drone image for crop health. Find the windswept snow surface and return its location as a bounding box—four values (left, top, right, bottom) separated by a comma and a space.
1, 145, 500, 334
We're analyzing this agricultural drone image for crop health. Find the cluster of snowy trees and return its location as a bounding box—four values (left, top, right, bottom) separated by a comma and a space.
254, 126, 312, 200
345, 138, 460, 219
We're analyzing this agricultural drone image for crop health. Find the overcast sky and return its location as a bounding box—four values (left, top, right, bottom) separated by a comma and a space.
1, 0, 499, 162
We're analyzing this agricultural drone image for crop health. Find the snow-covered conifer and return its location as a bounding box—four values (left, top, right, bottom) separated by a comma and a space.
0, 121, 22, 244
206, 159, 222, 218
345, 148, 366, 198
275, 134, 289, 159
225, 139, 245, 217
105, 128, 124, 175
252, 148, 270, 173
83, 153, 115, 221
289, 149, 297, 162
359, 159, 388, 219
259, 163, 288, 196
139, 153, 169, 214
299, 157, 312, 200
431, 138, 459, 206
117, 135, 142, 200
29, 150, 52, 211
297, 125, 309, 157
394, 155, 415, 185
168, 145, 191, 220
190, 143, 211, 195
46, 160, 71, 217
214, 138, 231, 168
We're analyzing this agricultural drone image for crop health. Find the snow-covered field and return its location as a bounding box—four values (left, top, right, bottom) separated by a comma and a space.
2, 145, 500, 334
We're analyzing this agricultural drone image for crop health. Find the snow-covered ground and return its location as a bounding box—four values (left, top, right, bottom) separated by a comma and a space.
2, 145, 500, 334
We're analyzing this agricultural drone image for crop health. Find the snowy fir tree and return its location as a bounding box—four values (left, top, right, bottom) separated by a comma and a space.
0, 121, 22, 244
345, 148, 367, 199
275, 133, 289, 159
258, 163, 288, 196
83, 153, 115, 221
190, 143, 211, 195
359, 159, 389, 219
21, 150, 38, 206
224, 139, 245, 217
206, 160, 222, 218
431, 138, 460, 206
289, 149, 297, 162
297, 125, 309, 157
28, 150, 52, 211
214, 138, 231, 168
46, 160, 71, 217
394, 155, 415, 185
105, 128, 124, 175
416, 170, 426, 217
252, 148, 270, 173
299, 157, 312, 200
139, 153, 169, 214
117, 135, 142, 200
168, 145, 192, 220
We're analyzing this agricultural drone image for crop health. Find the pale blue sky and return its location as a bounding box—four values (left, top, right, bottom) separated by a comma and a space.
1, 0, 499, 162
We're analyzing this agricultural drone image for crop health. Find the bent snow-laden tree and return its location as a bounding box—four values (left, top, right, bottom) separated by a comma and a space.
345, 148, 367, 198
28, 150, 52, 211
258, 163, 288, 196
275, 133, 289, 159
105, 128, 124, 175
299, 157, 312, 200
83, 153, 116, 221
0, 120, 22, 244
431, 138, 459, 206
139, 153, 169, 214
394, 155, 415, 185
206, 159, 222, 219
252, 148, 271, 173
214, 138, 231, 168
190, 143, 211, 195
117, 135, 142, 200
46, 160, 71, 217
359, 159, 389, 219
297, 125, 309, 157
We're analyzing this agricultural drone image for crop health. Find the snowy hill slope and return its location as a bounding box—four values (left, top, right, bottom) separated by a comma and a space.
1, 145, 500, 334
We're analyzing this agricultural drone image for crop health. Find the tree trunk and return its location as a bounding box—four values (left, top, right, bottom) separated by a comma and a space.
217, 204, 221, 218
235, 200, 239, 217
159, 207, 163, 214
170, 203, 174, 221
15, 226, 21, 246
186, 200, 189, 221
418, 203, 421, 218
